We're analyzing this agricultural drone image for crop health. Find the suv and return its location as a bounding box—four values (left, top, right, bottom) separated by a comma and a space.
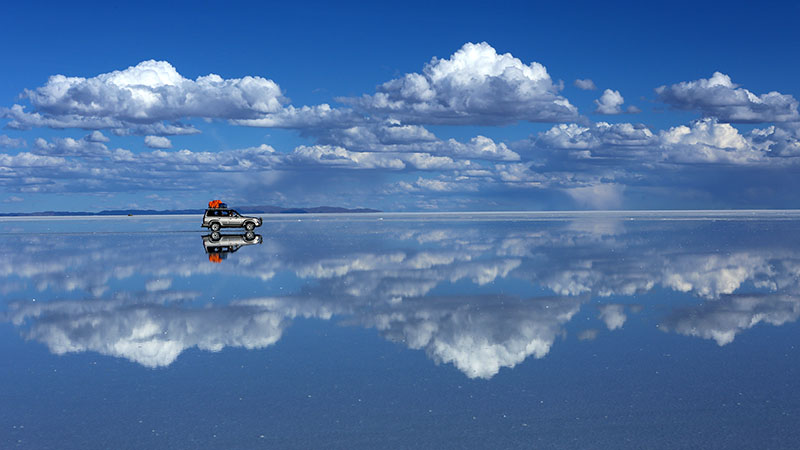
202, 208, 263, 231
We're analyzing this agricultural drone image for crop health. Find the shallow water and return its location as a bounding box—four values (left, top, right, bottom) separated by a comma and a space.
1, 212, 798, 449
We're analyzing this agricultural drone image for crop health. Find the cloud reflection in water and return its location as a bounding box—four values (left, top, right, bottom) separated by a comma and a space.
3, 215, 800, 378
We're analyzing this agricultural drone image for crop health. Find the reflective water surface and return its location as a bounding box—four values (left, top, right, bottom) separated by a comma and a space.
1, 212, 799, 449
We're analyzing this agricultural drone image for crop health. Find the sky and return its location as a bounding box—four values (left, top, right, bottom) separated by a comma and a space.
1, 0, 799, 212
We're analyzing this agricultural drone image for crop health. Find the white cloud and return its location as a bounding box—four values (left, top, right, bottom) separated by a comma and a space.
4, 60, 286, 135
343, 42, 578, 125
659, 118, 763, 164
394, 176, 480, 193
749, 125, 800, 157
3, 104, 201, 136
537, 122, 657, 153
662, 294, 800, 345
0, 151, 68, 167
290, 145, 406, 169
594, 89, 625, 114
310, 122, 519, 162
598, 304, 626, 330
232, 104, 361, 129
0, 134, 26, 148
86, 130, 110, 142
7, 295, 291, 368
32, 136, 110, 157
362, 295, 583, 379
574, 78, 597, 90
578, 329, 599, 340
26, 60, 285, 120
656, 71, 799, 123
288, 145, 474, 171
144, 135, 173, 149
145, 278, 172, 291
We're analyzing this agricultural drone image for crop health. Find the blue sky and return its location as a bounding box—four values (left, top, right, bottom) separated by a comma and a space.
1, 0, 799, 212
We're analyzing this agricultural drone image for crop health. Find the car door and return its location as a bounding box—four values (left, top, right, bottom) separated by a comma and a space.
220, 210, 235, 227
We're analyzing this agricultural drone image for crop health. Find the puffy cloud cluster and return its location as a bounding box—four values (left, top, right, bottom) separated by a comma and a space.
537, 122, 657, 154
5, 294, 291, 368
33, 135, 110, 157
343, 42, 578, 125
28, 60, 285, 119
534, 118, 800, 167
661, 294, 800, 346
3, 45, 800, 210
144, 135, 173, 149
5, 213, 800, 376
574, 78, 597, 90
0, 134, 26, 148
598, 304, 627, 330
594, 89, 625, 114
3, 103, 201, 136
364, 296, 583, 379
656, 72, 799, 123
3, 60, 285, 135
310, 122, 519, 161
659, 118, 764, 164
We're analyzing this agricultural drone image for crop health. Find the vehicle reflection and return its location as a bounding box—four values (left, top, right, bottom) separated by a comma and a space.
3, 215, 800, 378
203, 232, 261, 263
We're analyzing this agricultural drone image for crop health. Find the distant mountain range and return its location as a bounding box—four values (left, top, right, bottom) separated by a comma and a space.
0, 205, 381, 217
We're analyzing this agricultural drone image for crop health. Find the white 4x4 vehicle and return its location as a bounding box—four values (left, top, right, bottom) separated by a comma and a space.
202, 208, 262, 231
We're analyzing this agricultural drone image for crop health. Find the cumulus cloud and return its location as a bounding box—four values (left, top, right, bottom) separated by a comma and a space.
749, 125, 800, 157
232, 104, 362, 129
3, 104, 201, 136
288, 145, 475, 171
536, 122, 657, 161
574, 78, 597, 90
656, 71, 799, 123
310, 121, 520, 161
290, 145, 406, 169
594, 89, 625, 114
144, 135, 173, 149
6, 213, 800, 376
598, 304, 627, 330
4, 60, 286, 135
0, 134, 26, 148
365, 295, 582, 379
661, 294, 800, 345
534, 118, 799, 168
32, 136, 109, 157
5, 295, 291, 368
342, 42, 578, 125
86, 130, 110, 142
659, 118, 764, 164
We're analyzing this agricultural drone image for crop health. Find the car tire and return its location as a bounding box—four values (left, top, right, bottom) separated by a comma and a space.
245, 231, 255, 241
211, 231, 221, 241
245, 221, 255, 231
210, 222, 221, 231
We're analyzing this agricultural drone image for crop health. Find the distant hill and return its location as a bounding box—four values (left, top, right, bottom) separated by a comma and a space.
0, 205, 381, 217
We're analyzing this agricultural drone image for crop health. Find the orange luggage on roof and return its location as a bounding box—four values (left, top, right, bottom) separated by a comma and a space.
208, 200, 225, 208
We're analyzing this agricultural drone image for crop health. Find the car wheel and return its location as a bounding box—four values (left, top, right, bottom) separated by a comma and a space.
245, 221, 255, 231
210, 222, 221, 231
245, 231, 255, 241
211, 231, 221, 241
